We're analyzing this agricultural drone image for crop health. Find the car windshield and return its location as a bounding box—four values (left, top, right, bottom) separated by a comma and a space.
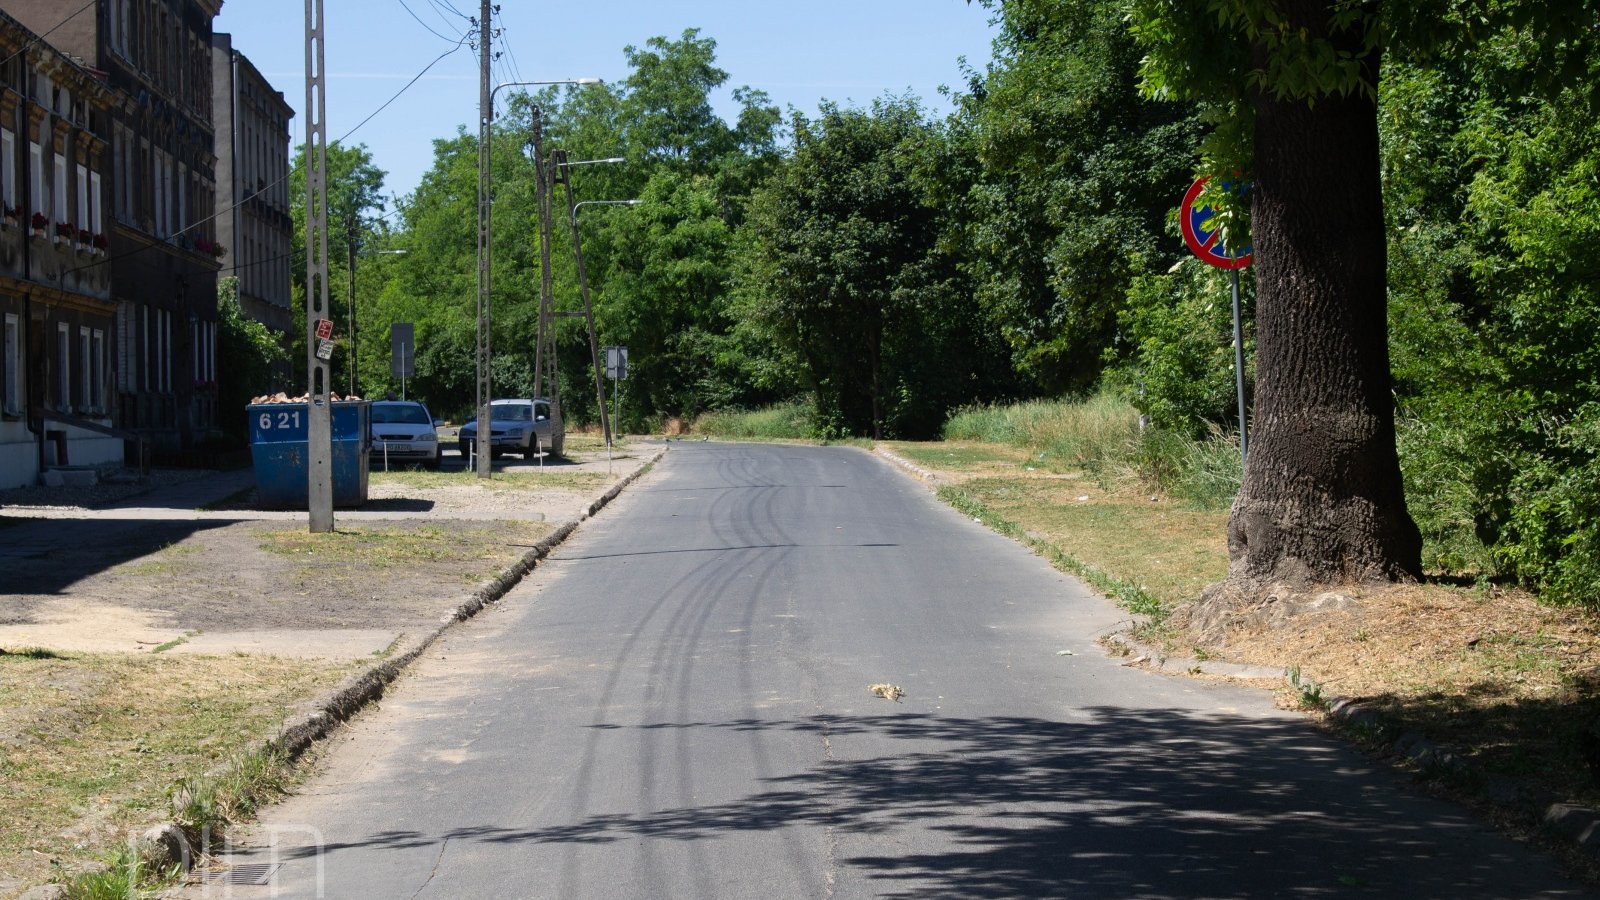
492, 404, 533, 422
372, 405, 430, 425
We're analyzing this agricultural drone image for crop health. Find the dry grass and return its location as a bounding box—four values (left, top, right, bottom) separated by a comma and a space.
256, 520, 552, 588
891, 436, 1600, 821
0, 651, 355, 891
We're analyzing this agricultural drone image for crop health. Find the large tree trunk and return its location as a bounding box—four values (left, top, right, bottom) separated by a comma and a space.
1228, 1, 1422, 589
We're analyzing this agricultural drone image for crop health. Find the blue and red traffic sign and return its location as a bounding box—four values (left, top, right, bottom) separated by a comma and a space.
1180, 176, 1252, 270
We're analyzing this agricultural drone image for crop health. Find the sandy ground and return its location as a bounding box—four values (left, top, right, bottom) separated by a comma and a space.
0, 449, 657, 660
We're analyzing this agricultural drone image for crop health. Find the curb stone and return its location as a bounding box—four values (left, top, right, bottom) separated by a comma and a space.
136, 446, 666, 887
872, 445, 941, 484
274, 446, 664, 757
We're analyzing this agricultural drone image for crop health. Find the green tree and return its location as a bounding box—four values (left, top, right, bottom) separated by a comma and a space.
216, 277, 289, 441
962, 0, 1200, 394
287, 142, 387, 393
738, 100, 1004, 438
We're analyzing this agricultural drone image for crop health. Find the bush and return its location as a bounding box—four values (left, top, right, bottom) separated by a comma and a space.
1497, 406, 1600, 605
691, 399, 817, 440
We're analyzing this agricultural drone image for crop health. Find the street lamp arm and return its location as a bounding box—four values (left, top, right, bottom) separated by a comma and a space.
490, 78, 602, 110
571, 199, 641, 225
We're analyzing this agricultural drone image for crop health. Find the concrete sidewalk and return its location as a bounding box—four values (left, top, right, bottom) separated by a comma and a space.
0, 448, 663, 657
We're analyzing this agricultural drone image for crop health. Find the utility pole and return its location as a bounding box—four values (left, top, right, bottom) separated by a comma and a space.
473, 0, 493, 477
553, 150, 611, 445
304, 0, 333, 532
530, 109, 560, 420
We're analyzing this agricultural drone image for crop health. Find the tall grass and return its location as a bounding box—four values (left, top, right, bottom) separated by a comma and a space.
944, 389, 1242, 510
692, 400, 816, 440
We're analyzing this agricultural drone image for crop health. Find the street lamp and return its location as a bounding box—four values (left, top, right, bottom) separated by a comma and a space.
475, 78, 600, 478
568, 198, 639, 445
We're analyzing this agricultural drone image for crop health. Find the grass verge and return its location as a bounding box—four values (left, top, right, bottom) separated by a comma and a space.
0, 651, 356, 894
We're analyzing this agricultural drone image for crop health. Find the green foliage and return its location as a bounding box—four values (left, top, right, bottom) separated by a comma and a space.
737, 98, 1010, 439
692, 400, 817, 440
1115, 260, 1251, 436
961, 0, 1200, 392
943, 389, 1141, 473
216, 278, 289, 440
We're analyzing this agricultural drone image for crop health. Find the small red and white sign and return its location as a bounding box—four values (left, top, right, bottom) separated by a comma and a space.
315, 318, 334, 341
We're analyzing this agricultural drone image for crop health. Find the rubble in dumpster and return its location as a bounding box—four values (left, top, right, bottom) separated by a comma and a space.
250, 392, 364, 404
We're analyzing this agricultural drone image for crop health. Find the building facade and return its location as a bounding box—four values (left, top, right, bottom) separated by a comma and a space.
0, 9, 121, 489
211, 31, 292, 340
7, 0, 226, 461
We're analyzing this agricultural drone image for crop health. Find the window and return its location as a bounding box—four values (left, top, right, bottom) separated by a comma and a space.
112, 126, 127, 222
53, 154, 66, 224
117, 302, 134, 392
177, 162, 187, 233
152, 149, 165, 236
90, 329, 104, 412
161, 309, 170, 392
1, 129, 14, 211
57, 323, 70, 408
3, 313, 19, 414
89, 172, 102, 234
75, 163, 88, 230
78, 327, 90, 410
140, 305, 149, 390
29, 143, 42, 217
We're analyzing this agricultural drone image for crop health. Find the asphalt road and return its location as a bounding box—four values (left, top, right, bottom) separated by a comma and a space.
197, 442, 1591, 898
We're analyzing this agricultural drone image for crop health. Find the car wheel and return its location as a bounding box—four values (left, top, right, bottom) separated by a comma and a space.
458, 440, 472, 460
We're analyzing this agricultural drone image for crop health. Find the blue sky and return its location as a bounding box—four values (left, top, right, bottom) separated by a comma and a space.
213, 0, 998, 202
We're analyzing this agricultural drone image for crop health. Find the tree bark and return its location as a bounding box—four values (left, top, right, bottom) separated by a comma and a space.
1229, 1, 1422, 589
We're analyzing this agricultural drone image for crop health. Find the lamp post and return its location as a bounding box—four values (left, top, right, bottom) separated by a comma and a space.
568, 198, 639, 445
475, 77, 600, 478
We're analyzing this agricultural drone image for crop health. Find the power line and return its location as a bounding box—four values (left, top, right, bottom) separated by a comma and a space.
62, 31, 470, 280
395, 0, 461, 44
0, 0, 98, 69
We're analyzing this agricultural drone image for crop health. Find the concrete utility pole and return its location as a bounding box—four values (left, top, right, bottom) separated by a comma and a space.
304, 0, 333, 532
473, 0, 493, 477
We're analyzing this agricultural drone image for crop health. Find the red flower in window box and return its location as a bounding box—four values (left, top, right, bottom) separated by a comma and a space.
93, 233, 108, 250
31, 211, 48, 230
194, 236, 213, 254
54, 221, 74, 238
77, 228, 92, 244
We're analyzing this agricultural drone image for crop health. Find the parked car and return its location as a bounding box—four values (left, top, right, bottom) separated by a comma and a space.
369, 400, 442, 469
456, 398, 562, 459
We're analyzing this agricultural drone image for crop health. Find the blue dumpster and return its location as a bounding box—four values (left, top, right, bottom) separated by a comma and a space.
247, 401, 371, 509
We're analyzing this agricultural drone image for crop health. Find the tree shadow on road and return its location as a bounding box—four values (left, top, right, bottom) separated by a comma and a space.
283, 708, 1587, 897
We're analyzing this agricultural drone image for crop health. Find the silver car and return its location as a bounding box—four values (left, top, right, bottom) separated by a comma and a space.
456, 399, 562, 459
370, 400, 443, 469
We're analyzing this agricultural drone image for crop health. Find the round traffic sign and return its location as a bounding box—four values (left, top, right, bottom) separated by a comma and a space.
1180, 177, 1252, 269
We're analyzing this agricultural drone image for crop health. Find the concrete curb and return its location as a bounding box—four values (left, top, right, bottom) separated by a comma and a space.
871, 445, 942, 485
273, 446, 665, 758
145, 446, 667, 878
